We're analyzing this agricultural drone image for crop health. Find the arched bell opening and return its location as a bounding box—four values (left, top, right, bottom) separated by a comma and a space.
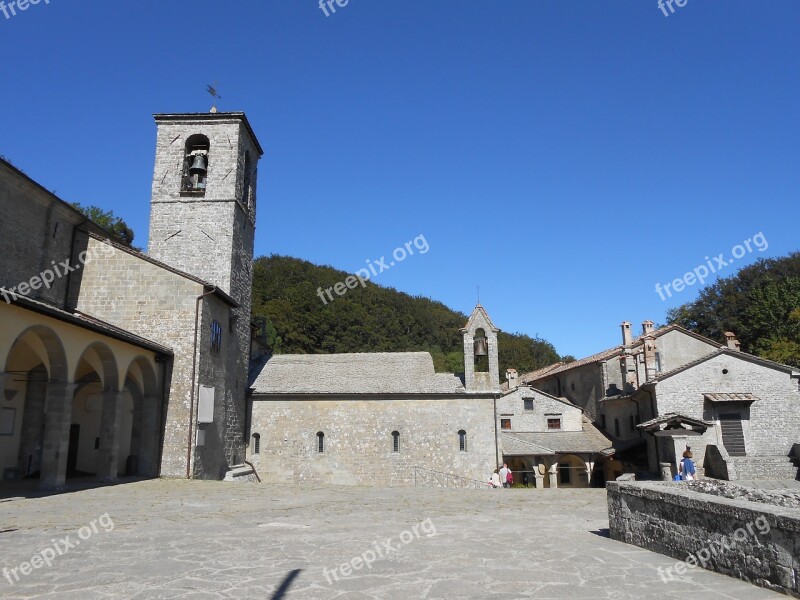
473, 328, 489, 373
182, 134, 210, 193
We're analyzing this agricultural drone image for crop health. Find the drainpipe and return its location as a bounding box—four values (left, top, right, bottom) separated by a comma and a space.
186, 287, 217, 479
493, 396, 500, 467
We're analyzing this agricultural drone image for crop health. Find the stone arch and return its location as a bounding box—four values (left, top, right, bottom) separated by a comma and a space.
557, 453, 589, 488
122, 356, 160, 477
4, 325, 68, 383
74, 342, 119, 392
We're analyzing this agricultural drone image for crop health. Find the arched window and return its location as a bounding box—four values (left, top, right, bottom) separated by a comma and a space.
182, 134, 210, 194
316, 431, 325, 454
458, 430, 467, 452
251, 433, 260, 454
392, 431, 400, 453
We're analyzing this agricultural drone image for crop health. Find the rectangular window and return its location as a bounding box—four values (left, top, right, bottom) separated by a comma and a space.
600, 414, 607, 430
559, 464, 571, 484
524, 399, 533, 411
547, 418, 561, 430
655, 351, 662, 373
500, 419, 511, 430
614, 419, 620, 437
629, 415, 635, 432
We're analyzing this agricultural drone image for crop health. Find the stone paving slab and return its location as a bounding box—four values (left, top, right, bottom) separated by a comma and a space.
0, 480, 787, 599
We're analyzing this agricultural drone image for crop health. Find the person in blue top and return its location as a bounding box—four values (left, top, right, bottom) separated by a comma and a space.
680, 450, 696, 481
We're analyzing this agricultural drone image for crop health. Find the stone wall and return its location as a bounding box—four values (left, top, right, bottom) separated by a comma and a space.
248, 396, 497, 486
656, 353, 800, 458
607, 480, 800, 596
496, 388, 582, 433
0, 162, 107, 309
75, 237, 203, 478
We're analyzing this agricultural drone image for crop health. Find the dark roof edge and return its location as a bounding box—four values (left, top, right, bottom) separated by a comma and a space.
250, 392, 499, 400
650, 348, 799, 383
87, 233, 239, 308
153, 112, 264, 156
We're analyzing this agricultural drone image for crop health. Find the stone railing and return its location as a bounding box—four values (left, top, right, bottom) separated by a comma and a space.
412, 466, 489, 489
607, 480, 800, 597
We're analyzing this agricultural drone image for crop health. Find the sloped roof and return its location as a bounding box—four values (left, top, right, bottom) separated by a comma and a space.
518, 362, 565, 384
519, 324, 723, 382
460, 304, 500, 333
501, 418, 614, 456
251, 352, 467, 395
500, 432, 555, 456
500, 385, 584, 411
638, 412, 714, 431
650, 348, 800, 382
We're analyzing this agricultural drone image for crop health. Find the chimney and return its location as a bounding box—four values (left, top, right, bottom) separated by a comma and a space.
620, 350, 637, 391
724, 332, 741, 351
621, 321, 633, 348
506, 368, 518, 390
642, 320, 655, 336
643, 334, 657, 382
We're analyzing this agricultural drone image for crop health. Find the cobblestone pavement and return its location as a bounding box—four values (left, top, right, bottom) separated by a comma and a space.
0, 479, 786, 599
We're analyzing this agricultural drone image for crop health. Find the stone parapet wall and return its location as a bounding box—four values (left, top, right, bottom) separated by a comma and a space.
607, 480, 800, 597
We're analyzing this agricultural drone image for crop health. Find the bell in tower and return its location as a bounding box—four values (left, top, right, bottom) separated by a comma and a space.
460, 306, 501, 393
474, 331, 488, 357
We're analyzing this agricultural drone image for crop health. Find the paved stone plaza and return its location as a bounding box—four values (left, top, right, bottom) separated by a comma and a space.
0, 480, 788, 599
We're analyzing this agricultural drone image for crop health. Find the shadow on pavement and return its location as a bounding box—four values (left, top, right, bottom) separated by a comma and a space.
271, 569, 302, 600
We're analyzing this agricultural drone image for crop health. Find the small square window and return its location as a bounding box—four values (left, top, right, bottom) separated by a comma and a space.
547, 418, 561, 430
501, 419, 511, 430
524, 399, 533, 411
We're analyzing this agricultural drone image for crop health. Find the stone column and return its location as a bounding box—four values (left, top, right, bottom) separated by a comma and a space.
97, 391, 125, 482
548, 464, 559, 489
534, 472, 544, 489
138, 396, 161, 477
39, 382, 78, 490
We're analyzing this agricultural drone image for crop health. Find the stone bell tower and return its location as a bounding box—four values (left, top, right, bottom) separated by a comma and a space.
147, 111, 263, 308
460, 304, 500, 392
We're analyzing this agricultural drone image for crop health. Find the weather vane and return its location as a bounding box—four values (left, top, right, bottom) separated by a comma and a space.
207, 82, 222, 113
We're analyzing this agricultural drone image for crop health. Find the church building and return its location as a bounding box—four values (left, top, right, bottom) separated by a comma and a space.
0, 111, 262, 487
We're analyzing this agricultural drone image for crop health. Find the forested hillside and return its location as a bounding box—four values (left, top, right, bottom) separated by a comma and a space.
668, 252, 800, 368
251, 255, 560, 378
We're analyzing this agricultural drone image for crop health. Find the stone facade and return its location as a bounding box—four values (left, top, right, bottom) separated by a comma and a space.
608, 480, 800, 597
248, 309, 503, 487
0, 111, 264, 486
248, 396, 497, 486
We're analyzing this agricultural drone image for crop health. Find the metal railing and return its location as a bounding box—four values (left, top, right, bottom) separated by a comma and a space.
412, 466, 490, 489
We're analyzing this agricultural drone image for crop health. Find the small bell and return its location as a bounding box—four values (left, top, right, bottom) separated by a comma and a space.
189, 154, 207, 175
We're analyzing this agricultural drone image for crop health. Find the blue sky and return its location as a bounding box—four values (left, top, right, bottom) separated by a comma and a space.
1, 1, 798, 359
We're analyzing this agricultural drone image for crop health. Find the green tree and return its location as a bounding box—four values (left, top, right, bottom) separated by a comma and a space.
70, 202, 135, 246
667, 252, 800, 368
251, 254, 562, 374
